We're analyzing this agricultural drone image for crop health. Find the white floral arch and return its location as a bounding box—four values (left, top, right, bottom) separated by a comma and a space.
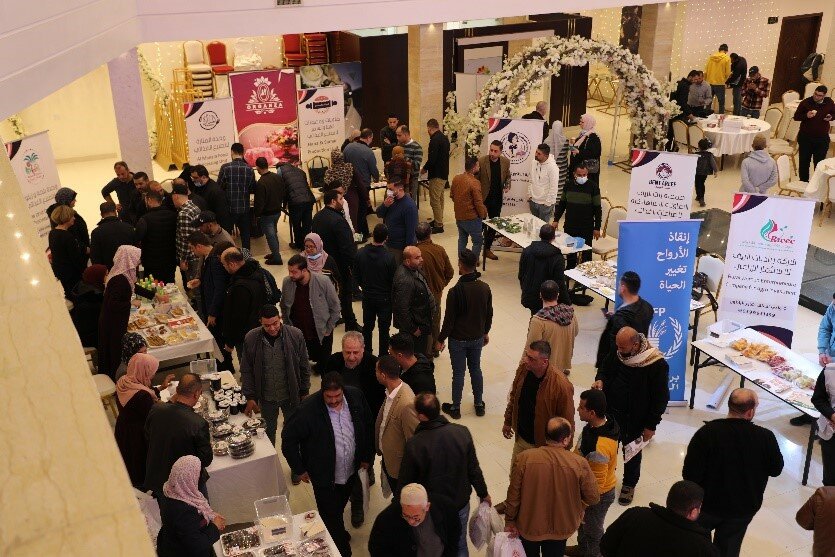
444, 35, 680, 155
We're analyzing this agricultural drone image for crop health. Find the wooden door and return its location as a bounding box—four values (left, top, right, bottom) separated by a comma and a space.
770, 14, 821, 103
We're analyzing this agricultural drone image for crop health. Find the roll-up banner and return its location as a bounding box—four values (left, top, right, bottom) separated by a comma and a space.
487, 118, 544, 216
184, 97, 236, 174
4, 131, 61, 238
627, 149, 697, 220
297, 86, 345, 164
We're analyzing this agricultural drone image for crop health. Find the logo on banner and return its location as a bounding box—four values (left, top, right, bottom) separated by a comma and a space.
648, 316, 684, 359
305, 95, 339, 114
655, 163, 673, 180
246, 76, 282, 114
499, 132, 532, 163
199, 110, 220, 130
22, 150, 43, 183
759, 219, 795, 244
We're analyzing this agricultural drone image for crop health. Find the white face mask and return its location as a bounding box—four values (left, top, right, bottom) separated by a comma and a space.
576, 176, 588, 185
308, 252, 322, 261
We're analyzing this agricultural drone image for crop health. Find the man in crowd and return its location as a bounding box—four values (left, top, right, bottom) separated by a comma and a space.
683, 388, 783, 557
796, 485, 835, 557
375, 355, 419, 493
740, 66, 771, 119
450, 157, 488, 260
521, 100, 550, 139
794, 85, 835, 182
596, 271, 654, 371
187, 232, 233, 370
594, 327, 669, 506
496, 340, 574, 515
240, 304, 311, 446
277, 162, 316, 249
399, 392, 491, 556
393, 246, 437, 357
282, 372, 374, 557
478, 140, 510, 261
504, 416, 600, 556
396, 125, 423, 190
135, 190, 176, 283
565, 389, 620, 557
220, 248, 267, 357
726, 53, 747, 116
529, 143, 560, 223
704, 44, 731, 113
90, 201, 135, 268
377, 179, 418, 263
312, 188, 360, 331
423, 118, 451, 234
436, 249, 492, 420
47, 187, 90, 263
193, 210, 233, 247
369, 483, 461, 557
343, 127, 379, 235
688, 71, 714, 118
254, 156, 287, 266
552, 163, 602, 269
101, 161, 136, 222
389, 333, 436, 395
189, 164, 230, 226
218, 142, 256, 248
600, 481, 720, 557
355, 223, 397, 354
415, 222, 454, 356
518, 224, 571, 315
380, 114, 399, 163
144, 373, 212, 495
172, 182, 202, 286
280, 254, 341, 368
523, 280, 579, 374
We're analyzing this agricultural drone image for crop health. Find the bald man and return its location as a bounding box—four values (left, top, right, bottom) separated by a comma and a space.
683, 388, 783, 557
593, 326, 669, 506
522, 100, 550, 139
392, 246, 437, 356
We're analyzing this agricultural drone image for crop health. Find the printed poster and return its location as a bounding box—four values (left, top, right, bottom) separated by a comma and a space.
4, 131, 61, 238
718, 194, 814, 347
297, 86, 345, 164
229, 69, 299, 166
627, 149, 697, 220
184, 97, 236, 174
299, 62, 363, 138
487, 118, 544, 216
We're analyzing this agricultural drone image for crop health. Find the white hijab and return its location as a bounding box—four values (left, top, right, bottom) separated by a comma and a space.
547, 120, 567, 152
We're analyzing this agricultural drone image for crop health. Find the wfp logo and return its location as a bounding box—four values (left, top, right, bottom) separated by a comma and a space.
759, 219, 795, 244
648, 316, 683, 359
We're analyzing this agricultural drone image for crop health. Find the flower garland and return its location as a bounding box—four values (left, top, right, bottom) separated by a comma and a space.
138, 49, 170, 156
444, 35, 679, 155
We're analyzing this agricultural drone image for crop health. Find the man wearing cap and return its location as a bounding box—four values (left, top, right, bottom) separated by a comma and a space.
189, 164, 230, 226
172, 182, 202, 286
47, 187, 90, 263
254, 156, 287, 266
740, 67, 770, 119
90, 202, 136, 268
193, 210, 233, 247
369, 482, 461, 557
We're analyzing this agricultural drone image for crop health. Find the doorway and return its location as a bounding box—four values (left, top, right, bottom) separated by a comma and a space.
770, 13, 822, 104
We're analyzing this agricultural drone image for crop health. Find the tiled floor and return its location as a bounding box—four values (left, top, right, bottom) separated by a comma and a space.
57, 104, 831, 555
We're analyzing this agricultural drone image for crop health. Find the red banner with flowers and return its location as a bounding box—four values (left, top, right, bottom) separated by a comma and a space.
229, 69, 299, 166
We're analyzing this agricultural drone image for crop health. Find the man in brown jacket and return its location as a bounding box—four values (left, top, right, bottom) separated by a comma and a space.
374, 355, 420, 494
450, 157, 488, 261
415, 222, 454, 358
522, 280, 579, 374
505, 416, 599, 555
478, 140, 511, 260
796, 486, 835, 557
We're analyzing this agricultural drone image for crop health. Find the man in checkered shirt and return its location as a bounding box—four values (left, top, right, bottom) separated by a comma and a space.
172, 183, 203, 289
218, 142, 256, 249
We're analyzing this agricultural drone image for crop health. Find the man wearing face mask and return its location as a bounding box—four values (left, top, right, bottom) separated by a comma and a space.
552, 163, 602, 269
793, 85, 835, 182
592, 326, 669, 507
376, 180, 418, 264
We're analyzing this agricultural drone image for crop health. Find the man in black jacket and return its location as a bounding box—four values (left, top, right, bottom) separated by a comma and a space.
369, 483, 461, 557
518, 224, 571, 314
726, 53, 747, 116
312, 188, 360, 331
135, 190, 177, 283
255, 157, 287, 266
398, 393, 490, 555
423, 119, 451, 234
600, 480, 720, 557
355, 223, 397, 355
281, 372, 374, 557
277, 162, 315, 248
389, 333, 436, 394
683, 388, 783, 557
188, 232, 233, 371
220, 248, 267, 358
593, 327, 669, 506
144, 373, 213, 496
552, 164, 602, 269
90, 201, 135, 268
393, 246, 437, 356
189, 165, 230, 227
521, 100, 550, 139
596, 270, 654, 370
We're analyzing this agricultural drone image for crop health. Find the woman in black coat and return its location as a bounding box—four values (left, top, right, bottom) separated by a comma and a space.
570, 113, 603, 182
70, 264, 107, 348
98, 245, 142, 378
49, 205, 86, 297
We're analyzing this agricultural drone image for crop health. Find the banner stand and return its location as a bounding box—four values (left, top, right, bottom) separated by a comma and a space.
487, 118, 544, 217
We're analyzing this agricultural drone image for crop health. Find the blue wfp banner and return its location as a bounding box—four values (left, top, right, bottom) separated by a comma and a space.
615, 220, 701, 402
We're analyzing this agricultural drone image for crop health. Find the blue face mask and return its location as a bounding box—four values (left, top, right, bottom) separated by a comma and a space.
308, 252, 322, 260
576, 176, 588, 185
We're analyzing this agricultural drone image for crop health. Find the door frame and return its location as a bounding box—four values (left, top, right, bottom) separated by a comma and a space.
770, 13, 822, 103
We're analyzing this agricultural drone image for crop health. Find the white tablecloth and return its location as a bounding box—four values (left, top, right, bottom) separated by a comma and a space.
484, 213, 592, 254
804, 157, 835, 202
697, 118, 772, 156
213, 513, 340, 556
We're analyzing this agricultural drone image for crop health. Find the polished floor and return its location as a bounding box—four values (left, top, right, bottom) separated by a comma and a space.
59, 106, 833, 555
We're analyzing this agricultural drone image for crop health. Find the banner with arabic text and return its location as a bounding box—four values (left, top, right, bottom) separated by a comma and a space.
717, 194, 814, 347
4, 131, 61, 238
184, 97, 236, 174
627, 149, 697, 220
487, 118, 544, 216
229, 69, 299, 166
616, 220, 701, 402
297, 86, 344, 164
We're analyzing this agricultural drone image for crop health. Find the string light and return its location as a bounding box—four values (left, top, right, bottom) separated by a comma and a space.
580, 8, 621, 75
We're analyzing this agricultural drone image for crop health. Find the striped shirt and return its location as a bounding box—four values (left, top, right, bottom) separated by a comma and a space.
218, 158, 256, 215
327, 401, 356, 484
401, 140, 423, 184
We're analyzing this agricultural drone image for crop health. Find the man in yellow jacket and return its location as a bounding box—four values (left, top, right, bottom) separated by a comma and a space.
704, 44, 732, 115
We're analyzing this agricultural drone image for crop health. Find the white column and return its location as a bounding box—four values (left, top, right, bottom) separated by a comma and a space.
408, 24, 444, 148
108, 48, 154, 178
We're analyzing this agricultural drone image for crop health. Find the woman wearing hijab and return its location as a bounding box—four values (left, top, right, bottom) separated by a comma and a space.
98, 245, 142, 378
70, 264, 108, 348
570, 113, 603, 181
49, 205, 86, 298
304, 232, 341, 292
157, 455, 226, 557
114, 332, 148, 381
114, 352, 172, 486
546, 120, 571, 198
46, 186, 90, 260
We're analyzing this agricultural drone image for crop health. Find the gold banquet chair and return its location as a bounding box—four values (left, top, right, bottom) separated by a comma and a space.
762, 106, 783, 139
775, 154, 807, 197
592, 205, 626, 261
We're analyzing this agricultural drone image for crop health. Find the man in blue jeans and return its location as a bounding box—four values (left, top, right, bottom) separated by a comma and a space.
436, 249, 493, 419
218, 142, 256, 249
450, 156, 488, 261
254, 157, 287, 265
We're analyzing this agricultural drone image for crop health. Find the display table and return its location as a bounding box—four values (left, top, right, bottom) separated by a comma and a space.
804, 157, 835, 202
696, 117, 771, 156
482, 213, 591, 271
212, 513, 340, 556
690, 327, 821, 484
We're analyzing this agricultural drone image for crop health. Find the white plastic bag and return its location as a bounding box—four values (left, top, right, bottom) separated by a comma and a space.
358, 467, 371, 516
469, 501, 492, 549
488, 531, 527, 557
134, 488, 161, 546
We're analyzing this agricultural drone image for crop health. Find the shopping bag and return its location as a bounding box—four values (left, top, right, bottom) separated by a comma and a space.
488, 531, 527, 557
380, 468, 392, 499
134, 488, 161, 546
358, 468, 371, 516
468, 501, 492, 549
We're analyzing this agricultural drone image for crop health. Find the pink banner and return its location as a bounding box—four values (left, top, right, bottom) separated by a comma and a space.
229, 69, 299, 166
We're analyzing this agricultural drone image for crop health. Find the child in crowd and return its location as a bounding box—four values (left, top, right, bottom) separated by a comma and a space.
694, 138, 718, 207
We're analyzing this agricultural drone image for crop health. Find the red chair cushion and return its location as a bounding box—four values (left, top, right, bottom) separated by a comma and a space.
212, 64, 234, 74
206, 42, 228, 66
283, 34, 302, 54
